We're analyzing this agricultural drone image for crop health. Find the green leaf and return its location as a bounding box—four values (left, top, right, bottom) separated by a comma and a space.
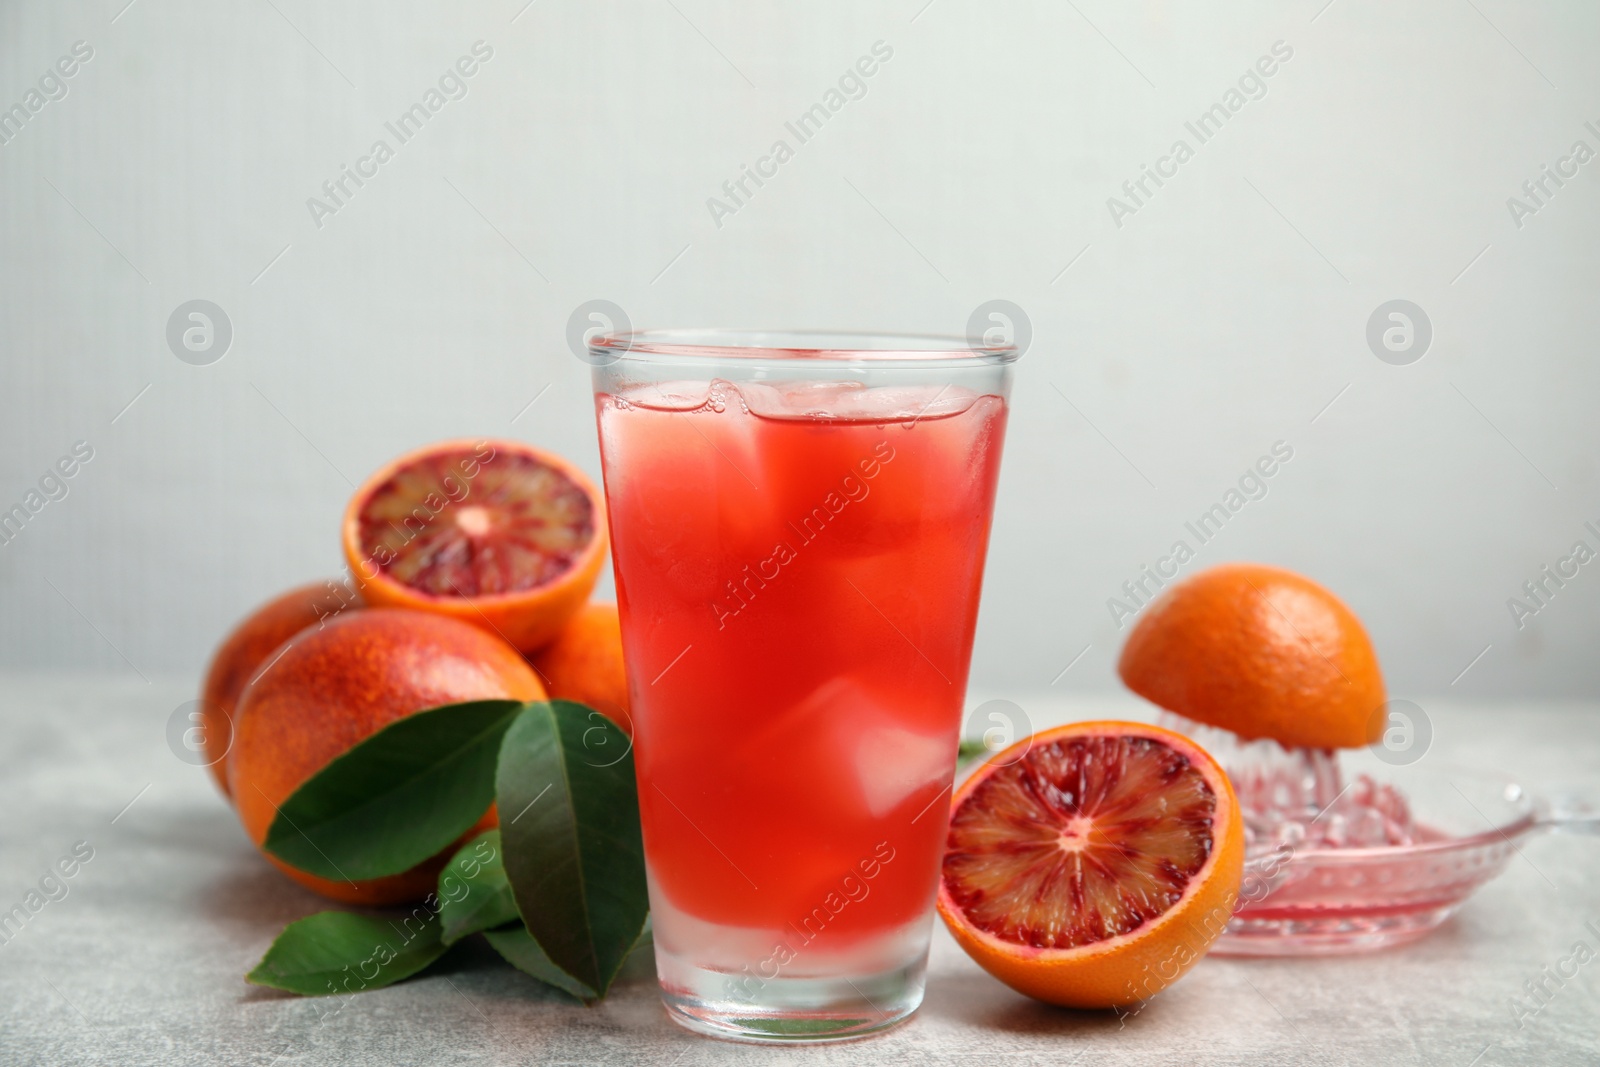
247, 909, 447, 995
957, 738, 990, 763
437, 830, 519, 945
496, 701, 648, 997
482, 924, 598, 1002
264, 699, 526, 881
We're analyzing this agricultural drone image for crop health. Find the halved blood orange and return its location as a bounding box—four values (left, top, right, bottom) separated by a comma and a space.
937, 721, 1244, 1009
341, 439, 607, 653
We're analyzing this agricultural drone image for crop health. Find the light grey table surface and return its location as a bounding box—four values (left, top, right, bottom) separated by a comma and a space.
1, 675, 1596, 1066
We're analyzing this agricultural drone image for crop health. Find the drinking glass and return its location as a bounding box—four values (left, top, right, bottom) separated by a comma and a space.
588, 330, 1015, 1042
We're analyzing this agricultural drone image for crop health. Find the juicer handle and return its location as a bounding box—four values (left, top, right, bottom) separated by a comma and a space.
1539, 792, 1600, 836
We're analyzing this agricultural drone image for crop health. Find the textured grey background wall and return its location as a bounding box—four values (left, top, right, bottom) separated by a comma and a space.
1, 0, 1596, 702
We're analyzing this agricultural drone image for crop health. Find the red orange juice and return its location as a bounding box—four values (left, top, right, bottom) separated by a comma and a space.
596, 378, 1006, 994
588, 327, 1017, 1040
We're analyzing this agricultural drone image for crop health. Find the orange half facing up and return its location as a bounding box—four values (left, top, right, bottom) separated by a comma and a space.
342, 439, 607, 653
937, 721, 1244, 1009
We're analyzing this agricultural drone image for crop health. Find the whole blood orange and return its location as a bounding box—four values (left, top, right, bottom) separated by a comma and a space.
938, 721, 1243, 1009
342, 439, 607, 653
1117, 562, 1386, 749
229, 608, 545, 905
198, 581, 359, 799
527, 601, 631, 736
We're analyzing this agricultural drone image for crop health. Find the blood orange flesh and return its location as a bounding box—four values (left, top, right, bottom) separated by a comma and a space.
937, 721, 1243, 1008
343, 439, 609, 652
353, 445, 595, 597
945, 734, 1217, 948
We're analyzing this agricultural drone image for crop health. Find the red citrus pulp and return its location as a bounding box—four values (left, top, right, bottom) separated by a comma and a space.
938, 721, 1244, 1008
341, 439, 607, 652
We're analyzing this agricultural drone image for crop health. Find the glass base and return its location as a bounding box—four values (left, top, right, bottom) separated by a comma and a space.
655, 947, 927, 1044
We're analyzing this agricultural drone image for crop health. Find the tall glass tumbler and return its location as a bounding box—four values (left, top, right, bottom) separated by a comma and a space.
588, 330, 1016, 1042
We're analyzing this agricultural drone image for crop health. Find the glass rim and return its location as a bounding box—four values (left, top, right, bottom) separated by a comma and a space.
587, 328, 1019, 365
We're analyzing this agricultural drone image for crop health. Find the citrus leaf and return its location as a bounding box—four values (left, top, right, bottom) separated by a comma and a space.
246, 909, 446, 995
496, 701, 648, 997
264, 699, 525, 881
957, 738, 990, 763
482, 924, 598, 1002
437, 830, 519, 945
